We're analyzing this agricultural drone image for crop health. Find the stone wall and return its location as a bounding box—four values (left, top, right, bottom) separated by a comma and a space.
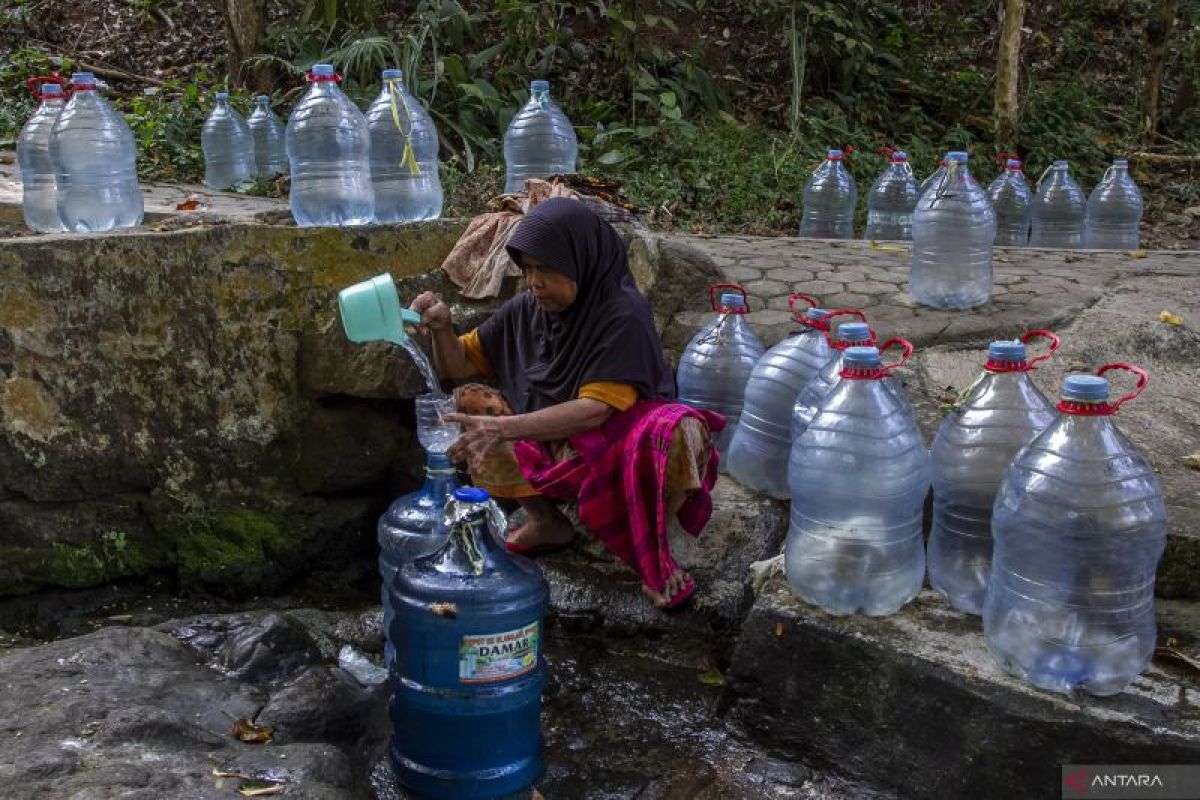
0, 221, 720, 597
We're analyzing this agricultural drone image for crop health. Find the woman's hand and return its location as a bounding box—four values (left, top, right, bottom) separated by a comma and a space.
445, 412, 511, 472
409, 291, 452, 334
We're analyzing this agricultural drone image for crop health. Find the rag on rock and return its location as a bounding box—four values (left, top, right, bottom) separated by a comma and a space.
440, 179, 577, 299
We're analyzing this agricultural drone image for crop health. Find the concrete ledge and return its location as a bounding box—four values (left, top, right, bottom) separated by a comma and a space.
728, 578, 1200, 800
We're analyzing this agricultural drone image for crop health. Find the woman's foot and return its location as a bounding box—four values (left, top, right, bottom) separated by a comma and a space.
506, 498, 575, 555
641, 569, 695, 610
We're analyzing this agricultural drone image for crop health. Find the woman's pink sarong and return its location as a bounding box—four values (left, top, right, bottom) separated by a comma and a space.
512, 401, 724, 594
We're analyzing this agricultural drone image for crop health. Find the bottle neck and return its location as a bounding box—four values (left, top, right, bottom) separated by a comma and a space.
423, 452, 459, 496
531, 88, 550, 108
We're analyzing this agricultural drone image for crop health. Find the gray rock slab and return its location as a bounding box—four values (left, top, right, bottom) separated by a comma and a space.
729, 578, 1200, 800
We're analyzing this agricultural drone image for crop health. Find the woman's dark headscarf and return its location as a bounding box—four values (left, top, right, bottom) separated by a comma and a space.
474, 198, 675, 413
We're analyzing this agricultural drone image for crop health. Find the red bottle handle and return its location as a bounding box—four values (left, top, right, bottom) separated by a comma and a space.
307, 71, 344, 83
879, 337, 915, 373
787, 293, 820, 323
1098, 363, 1149, 412
708, 283, 749, 313
1022, 329, 1060, 367
27, 75, 67, 100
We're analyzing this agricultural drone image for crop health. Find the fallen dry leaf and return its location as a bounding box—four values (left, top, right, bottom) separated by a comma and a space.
1159, 310, 1184, 326
238, 783, 285, 797
1153, 645, 1200, 677
232, 719, 274, 745
176, 196, 203, 211
1063, 253, 1084, 263
1067, 359, 1089, 372
1127, 250, 1148, 259
774, 622, 784, 637
1183, 453, 1200, 471
869, 240, 906, 253
698, 669, 726, 687
430, 602, 457, 619
212, 768, 253, 780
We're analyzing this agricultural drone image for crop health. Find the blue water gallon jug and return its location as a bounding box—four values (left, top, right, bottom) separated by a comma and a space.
675, 284, 766, 465
984, 365, 1167, 696
724, 297, 846, 498
390, 487, 549, 798
927, 331, 1059, 615
379, 451, 460, 668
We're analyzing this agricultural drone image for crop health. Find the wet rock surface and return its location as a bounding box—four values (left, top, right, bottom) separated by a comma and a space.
0, 605, 888, 799
728, 579, 1200, 800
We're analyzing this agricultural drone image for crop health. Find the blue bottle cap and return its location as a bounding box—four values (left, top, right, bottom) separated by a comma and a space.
255, 94, 270, 102
531, 79, 550, 91
41, 83, 63, 96
1112, 158, 1128, 167
891, 150, 907, 161
988, 340, 1027, 362
805, 307, 828, 321
312, 63, 336, 76
827, 149, 843, 159
947, 151, 969, 162
720, 292, 747, 310
382, 68, 403, 79
71, 72, 96, 83
454, 487, 490, 503
215, 91, 229, 100
1062, 375, 1109, 402
1053, 159, 1069, 168
837, 322, 872, 342
843, 346, 881, 367
1006, 158, 1022, 169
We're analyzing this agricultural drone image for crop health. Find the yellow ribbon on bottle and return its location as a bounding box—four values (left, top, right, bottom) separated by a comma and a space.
385, 77, 421, 177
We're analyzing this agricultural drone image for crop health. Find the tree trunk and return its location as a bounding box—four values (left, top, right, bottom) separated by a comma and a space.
993, 0, 1025, 147
1169, 38, 1198, 129
1140, 0, 1179, 141
223, 0, 267, 90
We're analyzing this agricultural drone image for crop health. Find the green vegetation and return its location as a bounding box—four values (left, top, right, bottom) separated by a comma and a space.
171, 506, 292, 579
3, 0, 1198, 233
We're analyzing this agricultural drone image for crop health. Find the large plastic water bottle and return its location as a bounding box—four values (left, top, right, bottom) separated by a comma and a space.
985, 366, 1166, 696
910, 151, 995, 309
927, 331, 1059, 615
785, 344, 929, 616
287, 63, 374, 227
367, 69, 443, 223
725, 296, 844, 498
1084, 159, 1143, 250
798, 149, 857, 239
17, 80, 66, 232
49, 72, 143, 232
988, 158, 1031, 247
1029, 160, 1086, 248
391, 487, 548, 798
790, 322, 915, 440
247, 95, 288, 178
202, 92, 255, 190
503, 80, 577, 194
379, 451, 460, 669
864, 150, 920, 240
675, 285, 766, 465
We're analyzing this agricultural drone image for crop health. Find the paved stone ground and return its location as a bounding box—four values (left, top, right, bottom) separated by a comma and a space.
676, 234, 1198, 348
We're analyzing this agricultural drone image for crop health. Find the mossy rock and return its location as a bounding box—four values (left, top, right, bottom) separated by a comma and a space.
168, 506, 307, 598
